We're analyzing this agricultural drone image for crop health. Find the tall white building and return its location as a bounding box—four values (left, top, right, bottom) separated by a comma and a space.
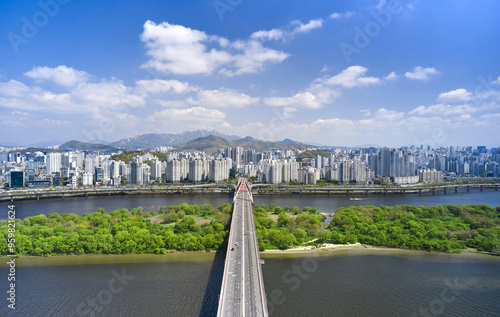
46, 153, 62, 174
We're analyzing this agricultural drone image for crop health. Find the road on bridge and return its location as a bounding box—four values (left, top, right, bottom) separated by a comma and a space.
217, 179, 268, 317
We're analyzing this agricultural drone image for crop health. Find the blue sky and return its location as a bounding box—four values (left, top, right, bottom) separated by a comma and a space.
1, 0, 499, 147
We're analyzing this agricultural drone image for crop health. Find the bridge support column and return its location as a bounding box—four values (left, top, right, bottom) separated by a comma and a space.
455, 186, 458, 193
86, 192, 88, 197
402, 189, 405, 195
480, 186, 483, 191
384, 189, 387, 195
443, 188, 446, 194
37, 195, 40, 200
467, 186, 470, 192
62, 193, 64, 199
496, 185, 498, 191
365, 190, 368, 195
418, 189, 422, 195
108, 191, 111, 196
432, 188, 435, 195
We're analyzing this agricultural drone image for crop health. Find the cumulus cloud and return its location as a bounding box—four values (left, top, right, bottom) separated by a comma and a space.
409, 103, 478, 116
374, 108, 405, 121
250, 29, 285, 41
492, 76, 500, 85
329, 11, 355, 19
292, 19, 323, 34
140, 20, 289, 76
404, 66, 439, 80
265, 92, 323, 109
437, 88, 472, 102
385, 71, 398, 81
24, 65, 90, 87
135, 79, 197, 94
187, 88, 259, 108
322, 65, 381, 88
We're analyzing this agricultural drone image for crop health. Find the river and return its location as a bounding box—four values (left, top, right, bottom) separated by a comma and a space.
0, 191, 499, 316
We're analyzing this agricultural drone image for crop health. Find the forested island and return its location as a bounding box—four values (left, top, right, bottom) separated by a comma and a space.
0, 203, 498, 256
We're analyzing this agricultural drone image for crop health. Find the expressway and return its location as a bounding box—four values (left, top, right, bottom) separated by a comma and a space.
217, 179, 268, 317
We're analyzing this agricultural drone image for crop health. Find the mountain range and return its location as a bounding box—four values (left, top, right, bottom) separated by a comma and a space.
108, 129, 241, 150
56, 130, 311, 153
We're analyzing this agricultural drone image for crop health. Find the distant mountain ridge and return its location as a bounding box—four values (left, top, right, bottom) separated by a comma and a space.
109, 129, 241, 150
59, 140, 119, 152
177, 135, 311, 154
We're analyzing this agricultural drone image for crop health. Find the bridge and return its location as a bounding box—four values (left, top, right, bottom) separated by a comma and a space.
251, 183, 500, 196
0, 184, 235, 202
217, 178, 268, 317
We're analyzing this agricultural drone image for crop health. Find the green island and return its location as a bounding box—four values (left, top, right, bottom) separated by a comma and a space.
0, 204, 499, 256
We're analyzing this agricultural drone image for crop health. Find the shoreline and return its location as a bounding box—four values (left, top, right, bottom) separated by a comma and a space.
2, 243, 498, 267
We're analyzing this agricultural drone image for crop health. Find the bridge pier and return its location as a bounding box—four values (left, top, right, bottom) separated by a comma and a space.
496, 185, 498, 191
467, 186, 470, 192
37, 194, 40, 200
384, 189, 388, 195
108, 191, 111, 196
418, 189, 422, 195
365, 190, 368, 195
62, 193, 64, 199
480, 185, 483, 191
402, 189, 405, 195
432, 188, 435, 195
443, 188, 447, 194
455, 186, 458, 193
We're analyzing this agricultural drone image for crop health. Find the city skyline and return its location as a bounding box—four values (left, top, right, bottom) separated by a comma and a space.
1, 0, 500, 147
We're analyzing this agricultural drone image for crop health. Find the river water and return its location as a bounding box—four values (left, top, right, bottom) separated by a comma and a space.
0, 191, 499, 316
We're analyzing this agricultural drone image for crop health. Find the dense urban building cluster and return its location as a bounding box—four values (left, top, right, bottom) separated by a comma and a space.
1, 145, 499, 188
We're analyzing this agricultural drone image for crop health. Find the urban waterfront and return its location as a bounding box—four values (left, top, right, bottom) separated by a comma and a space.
1, 190, 499, 220
1, 192, 499, 316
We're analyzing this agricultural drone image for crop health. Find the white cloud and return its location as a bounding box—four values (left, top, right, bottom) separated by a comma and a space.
140, 20, 289, 76
135, 79, 197, 94
223, 40, 289, 76
480, 113, 500, 119
322, 65, 381, 88
187, 88, 259, 108
374, 108, 405, 121
292, 19, 323, 34
437, 88, 472, 102
71, 80, 145, 109
24, 65, 90, 87
404, 66, 439, 80
492, 76, 500, 85
250, 29, 284, 41
154, 99, 188, 108
265, 92, 322, 109
283, 107, 297, 118
0, 80, 31, 97
329, 11, 355, 19
409, 103, 478, 116
361, 109, 371, 116
385, 71, 398, 81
